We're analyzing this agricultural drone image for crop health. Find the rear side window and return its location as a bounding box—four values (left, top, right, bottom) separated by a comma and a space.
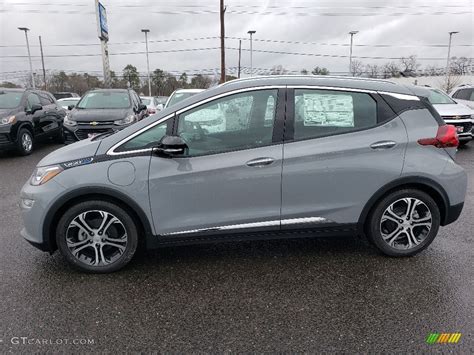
453, 88, 474, 101
293, 89, 377, 140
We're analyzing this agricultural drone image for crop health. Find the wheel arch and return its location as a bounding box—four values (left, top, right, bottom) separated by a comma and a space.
358, 176, 450, 234
43, 187, 153, 252
16, 122, 35, 139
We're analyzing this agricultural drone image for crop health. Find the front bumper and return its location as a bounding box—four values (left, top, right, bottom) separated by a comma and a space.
20, 179, 66, 252
0, 126, 17, 150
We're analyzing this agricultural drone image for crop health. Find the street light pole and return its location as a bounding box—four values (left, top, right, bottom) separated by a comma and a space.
248, 30, 256, 76
446, 31, 459, 76
141, 29, 151, 96
349, 31, 358, 76
18, 27, 35, 89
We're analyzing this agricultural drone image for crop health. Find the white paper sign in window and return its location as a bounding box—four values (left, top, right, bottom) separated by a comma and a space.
302, 93, 354, 127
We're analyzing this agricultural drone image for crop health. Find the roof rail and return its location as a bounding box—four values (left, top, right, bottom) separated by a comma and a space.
221, 74, 397, 86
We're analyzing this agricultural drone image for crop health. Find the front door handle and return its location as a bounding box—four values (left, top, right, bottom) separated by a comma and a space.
370, 141, 397, 150
246, 157, 275, 167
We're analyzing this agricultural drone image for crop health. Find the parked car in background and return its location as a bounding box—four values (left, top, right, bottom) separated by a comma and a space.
20, 76, 466, 273
450, 84, 474, 110
63, 88, 147, 143
0, 88, 65, 155
155, 96, 168, 111
140, 96, 161, 115
164, 89, 204, 108
410, 86, 473, 146
57, 97, 80, 110
53, 92, 80, 100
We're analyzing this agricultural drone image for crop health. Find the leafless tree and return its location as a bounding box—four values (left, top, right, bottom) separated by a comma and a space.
350, 60, 364, 77
439, 74, 462, 93
365, 64, 380, 78
381, 62, 401, 78
400, 55, 420, 75
450, 57, 472, 75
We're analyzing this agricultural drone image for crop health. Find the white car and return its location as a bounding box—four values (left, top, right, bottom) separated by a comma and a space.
412, 86, 473, 146
450, 84, 474, 110
140, 96, 161, 115
164, 89, 204, 109
57, 97, 80, 110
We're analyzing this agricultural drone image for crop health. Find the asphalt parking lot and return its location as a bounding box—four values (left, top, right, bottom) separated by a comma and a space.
0, 143, 473, 352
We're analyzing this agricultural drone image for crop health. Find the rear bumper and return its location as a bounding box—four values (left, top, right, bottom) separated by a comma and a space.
443, 202, 464, 226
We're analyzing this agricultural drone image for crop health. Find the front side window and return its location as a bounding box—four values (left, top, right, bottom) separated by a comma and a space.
27, 93, 41, 110
77, 91, 131, 109
454, 88, 474, 101
177, 89, 278, 156
117, 120, 171, 152
293, 89, 377, 140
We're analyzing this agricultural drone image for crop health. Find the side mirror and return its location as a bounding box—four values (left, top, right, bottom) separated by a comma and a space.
153, 135, 188, 157
28, 104, 42, 114
68, 104, 75, 110
139, 103, 147, 112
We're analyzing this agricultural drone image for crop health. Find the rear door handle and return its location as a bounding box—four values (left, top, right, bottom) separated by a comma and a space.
246, 157, 275, 167
370, 141, 397, 150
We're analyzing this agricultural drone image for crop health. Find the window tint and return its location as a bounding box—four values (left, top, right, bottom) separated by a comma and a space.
454, 88, 474, 101
38, 92, 53, 106
26, 93, 41, 109
177, 89, 278, 156
294, 89, 377, 140
117, 120, 171, 152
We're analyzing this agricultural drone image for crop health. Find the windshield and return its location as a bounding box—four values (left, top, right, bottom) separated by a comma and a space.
58, 99, 79, 106
77, 91, 131, 109
166, 92, 198, 108
141, 98, 151, 105
427, 89, 456, 105
156, 97, 168, 104
0, 91, 23, 109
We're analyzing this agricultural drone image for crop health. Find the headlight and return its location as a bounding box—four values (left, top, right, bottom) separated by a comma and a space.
64, 114, 77, 127
114, 114, 135, 126
0, 115, 16, 125
30, 165, 63, 186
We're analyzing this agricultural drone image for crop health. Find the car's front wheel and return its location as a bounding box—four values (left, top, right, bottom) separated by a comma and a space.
367, 189, 440, 256
17, 128, 34, 155
56, 200, 138, 273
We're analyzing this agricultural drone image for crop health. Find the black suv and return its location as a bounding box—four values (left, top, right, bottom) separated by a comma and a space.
63, 88, 147, 143
0, 88, 66, 155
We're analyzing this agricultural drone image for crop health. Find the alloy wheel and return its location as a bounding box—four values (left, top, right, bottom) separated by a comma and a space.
66, 210, 128, 266
380, 197, 432, 250
22, 132, 32, 152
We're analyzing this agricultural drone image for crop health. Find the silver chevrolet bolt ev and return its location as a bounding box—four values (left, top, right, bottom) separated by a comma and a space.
20, 76, 467, 273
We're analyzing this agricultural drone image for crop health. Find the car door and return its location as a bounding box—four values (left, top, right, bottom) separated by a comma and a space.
37, 91, 61, 136
147, 88, 285, 236
281, 87, 407, 229
26, 92, 47, 137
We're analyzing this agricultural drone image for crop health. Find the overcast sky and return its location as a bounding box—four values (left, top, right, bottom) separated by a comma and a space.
1, 0, 473, 82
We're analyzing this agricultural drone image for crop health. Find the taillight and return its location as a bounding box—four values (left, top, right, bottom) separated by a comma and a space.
418, 125, 459, 148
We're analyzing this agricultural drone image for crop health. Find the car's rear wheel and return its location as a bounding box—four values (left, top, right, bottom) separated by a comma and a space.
56, 200, 138, 273
367, 189, 440, 256
17, 128, 33, 155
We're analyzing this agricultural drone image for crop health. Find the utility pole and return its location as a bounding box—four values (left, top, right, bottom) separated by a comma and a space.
220, 0, 226, 83
238, 39, 242, 78
349, 30, 358, 76
18, 27, 35, 89
248, 30, 256, 76
141, 29, 152, 96
39, 36, 46, 89
95, 0, 111, 87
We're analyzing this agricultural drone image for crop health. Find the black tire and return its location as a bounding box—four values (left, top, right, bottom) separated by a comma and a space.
16, 128, 34, 156
458, 140, 469, 147
56, 200, 138, 273
366, 189, 440, 257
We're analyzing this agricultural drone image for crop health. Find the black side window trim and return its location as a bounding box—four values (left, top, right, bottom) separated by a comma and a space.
284, 89, 392, 142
